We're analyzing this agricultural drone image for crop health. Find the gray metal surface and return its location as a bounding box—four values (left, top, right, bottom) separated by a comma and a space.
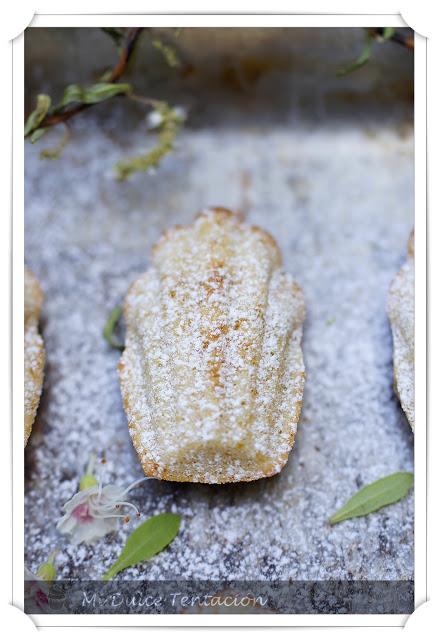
24, 27, 414, 583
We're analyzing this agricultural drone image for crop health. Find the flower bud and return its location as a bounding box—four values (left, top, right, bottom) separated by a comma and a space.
79, 473, 98, 490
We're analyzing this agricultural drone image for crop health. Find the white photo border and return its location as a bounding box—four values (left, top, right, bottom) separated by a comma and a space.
13, 12, 426, 628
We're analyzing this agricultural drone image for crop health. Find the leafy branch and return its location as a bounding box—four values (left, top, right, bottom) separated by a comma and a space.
27, 27, 142, 134
24, 27, 185, 178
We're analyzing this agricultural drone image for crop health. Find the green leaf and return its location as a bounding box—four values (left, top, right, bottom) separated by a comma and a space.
337, 34, 374, 76
382, 27, 396, 40
103, 305, 125, 351
60, 82, 132, 108
102, 513, 181, 580
24, 94, 51, 137
329, 472, 413, 525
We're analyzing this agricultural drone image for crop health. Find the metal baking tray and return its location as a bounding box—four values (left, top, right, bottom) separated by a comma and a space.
24, 27, 414, 594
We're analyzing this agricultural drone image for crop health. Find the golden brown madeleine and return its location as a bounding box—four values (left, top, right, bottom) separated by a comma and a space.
387, 231, 414, 430
24, 267, 45, 446
119, 208, 306, 483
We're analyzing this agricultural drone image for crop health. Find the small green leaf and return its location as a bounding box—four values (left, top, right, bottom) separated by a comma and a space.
102, 513, 181, 580
337, 34, 374, 76
24, 94, 51, 137
152, 38, 181, 68
60, 82, 132, 108
329, 472, 413, 525
103, 305, 125, 351
30, 128, 46, 143
382, 27, 396, 40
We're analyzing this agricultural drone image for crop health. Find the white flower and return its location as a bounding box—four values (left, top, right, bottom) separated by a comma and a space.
57, 456, 147, 545
146, 110, 163, 130
146, 105, 187, 130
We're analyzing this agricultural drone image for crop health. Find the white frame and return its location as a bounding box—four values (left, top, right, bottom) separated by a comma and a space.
13, 13, 426, 628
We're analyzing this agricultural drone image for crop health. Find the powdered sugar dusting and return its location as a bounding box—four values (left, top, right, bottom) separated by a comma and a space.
25, 116, 413, 582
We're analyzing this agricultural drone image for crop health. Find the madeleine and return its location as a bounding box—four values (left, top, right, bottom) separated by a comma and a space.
24, 267, 45, 446
388, 231, 415, 431
119, 208, 306, 482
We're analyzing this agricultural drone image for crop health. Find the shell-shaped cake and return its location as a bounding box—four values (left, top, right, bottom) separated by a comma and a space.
119, 208, 306, 483
24, 267, 45, 446
387, 231, 414, 431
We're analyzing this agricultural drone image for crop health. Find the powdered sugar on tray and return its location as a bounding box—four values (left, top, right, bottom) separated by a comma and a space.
25, 116, 414, 581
